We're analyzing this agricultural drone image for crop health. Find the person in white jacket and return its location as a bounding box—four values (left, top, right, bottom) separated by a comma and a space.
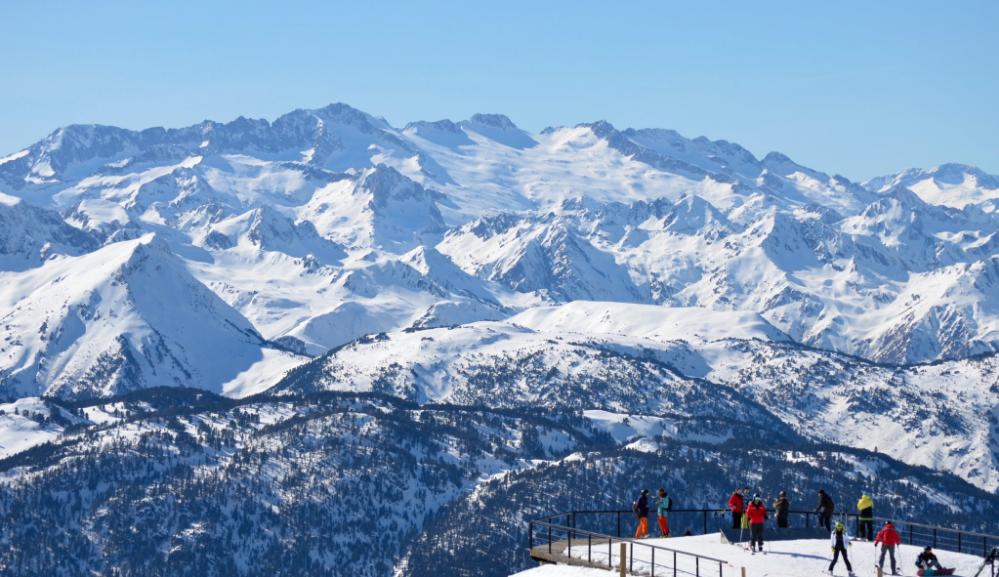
828, 522, 854, 575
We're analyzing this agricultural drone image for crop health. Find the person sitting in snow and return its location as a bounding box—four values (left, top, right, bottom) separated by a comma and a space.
916, 547, 943, 571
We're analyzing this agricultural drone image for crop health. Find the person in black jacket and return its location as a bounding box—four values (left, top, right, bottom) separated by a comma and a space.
815, 490, 834, 532
915, 547, 942, 571
773, 491, 791, 528
634, 489, 651, 539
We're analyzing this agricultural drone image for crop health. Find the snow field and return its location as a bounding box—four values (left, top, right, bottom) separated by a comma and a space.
555, 534, 988, 577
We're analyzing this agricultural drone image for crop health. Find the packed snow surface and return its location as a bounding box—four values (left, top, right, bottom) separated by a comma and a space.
542, 533, 988, 577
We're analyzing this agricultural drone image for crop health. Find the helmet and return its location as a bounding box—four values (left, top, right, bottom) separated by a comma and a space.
836, 522, 844, 529
780, 491, 787, 497
642, 489, 649, 495
925, 547, 933, 552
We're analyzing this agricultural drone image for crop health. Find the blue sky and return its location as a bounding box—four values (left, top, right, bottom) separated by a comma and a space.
1, 0, 996, 180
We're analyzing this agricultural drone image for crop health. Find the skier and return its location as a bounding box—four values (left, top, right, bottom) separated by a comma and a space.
815, 489, 835, 532
728, 488, 745, 529
857, 493, 874, 541
916, 547, 943, 572
746, 494, 768, 553
634, 489, 651, 539
874, 520, 901, 575
828, 521, 855, 576
655, 488, 671, 538
773, 491, 791, 528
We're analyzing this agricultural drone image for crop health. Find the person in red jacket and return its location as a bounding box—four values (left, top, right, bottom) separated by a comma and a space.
728, 489, 744, 529
746, 494, 768, 553
875, 521, 902, 575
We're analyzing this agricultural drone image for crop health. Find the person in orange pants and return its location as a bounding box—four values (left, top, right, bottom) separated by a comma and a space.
634, 489, 651, 538
656, 488, 671, 537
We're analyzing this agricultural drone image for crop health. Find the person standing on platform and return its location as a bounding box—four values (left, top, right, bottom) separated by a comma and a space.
728, 488, 745, 529
633, 489, 651, 539
857, 494, 874, 540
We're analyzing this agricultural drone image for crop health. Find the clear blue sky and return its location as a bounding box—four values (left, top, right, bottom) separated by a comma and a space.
1, 0, 996, 180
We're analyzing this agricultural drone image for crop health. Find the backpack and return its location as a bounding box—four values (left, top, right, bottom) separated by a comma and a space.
666, 496, 673, 512
633, 500, 641, 520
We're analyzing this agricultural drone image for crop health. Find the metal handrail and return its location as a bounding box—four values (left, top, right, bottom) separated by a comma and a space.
529, 517, 727, 577
531, 520, 729, 563
530, 509, 999, 562
873, 516, 999, 541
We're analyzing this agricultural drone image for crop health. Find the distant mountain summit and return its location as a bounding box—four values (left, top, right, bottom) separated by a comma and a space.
864, 163, 999, 208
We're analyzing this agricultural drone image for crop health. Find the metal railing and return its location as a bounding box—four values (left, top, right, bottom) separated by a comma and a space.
529, 509, 999, 571
877, 517, 999, 557
534, 509, 861, 539
529, 512, 728, 577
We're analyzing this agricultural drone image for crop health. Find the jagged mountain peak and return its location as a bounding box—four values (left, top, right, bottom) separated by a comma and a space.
864, 164, 999, 209
663, 194, 733, 236
462, 113, 518, 131
403, 119, 460, 133
0, 233, 280, 399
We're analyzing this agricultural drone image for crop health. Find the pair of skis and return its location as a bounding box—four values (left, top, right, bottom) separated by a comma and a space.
972, 547, 999, 577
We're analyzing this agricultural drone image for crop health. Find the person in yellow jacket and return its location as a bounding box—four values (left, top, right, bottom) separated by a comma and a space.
857, 494, 874, 540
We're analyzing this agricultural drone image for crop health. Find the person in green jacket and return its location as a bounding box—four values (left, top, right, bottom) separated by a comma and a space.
857, 494, 874, 540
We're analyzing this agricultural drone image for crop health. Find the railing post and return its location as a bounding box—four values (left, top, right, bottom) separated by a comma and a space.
573, 511, 577, 530
933, 528, 937, 548
568, 529, 572, 558
910, 524, 914, 545
548, 524, 552, 554
696, 556, 700, 577
652, 547, 656, 577
617, 512, 621, 538
620, 543, 627, 577
986, 536, 989, 557
806, 513, 809, 528
674, 550, 678, 577
630, 542, 634, 573
704, 509, 708, 534
588, 534, 592, 563
958, 532, 962, 553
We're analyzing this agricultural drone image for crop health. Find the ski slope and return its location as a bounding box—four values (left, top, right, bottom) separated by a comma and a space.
521, 534, 989, 577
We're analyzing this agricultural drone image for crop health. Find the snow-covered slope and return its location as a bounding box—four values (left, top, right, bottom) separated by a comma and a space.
0, 234, 302, 398
536, 534, 989, 577
1, 101, 998, 399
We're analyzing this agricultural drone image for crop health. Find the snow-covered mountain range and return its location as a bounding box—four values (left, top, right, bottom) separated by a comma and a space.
2, 103, 997, 377
2, 102, 999, 575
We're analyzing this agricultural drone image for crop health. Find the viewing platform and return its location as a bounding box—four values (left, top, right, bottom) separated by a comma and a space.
528, 510, 999, 577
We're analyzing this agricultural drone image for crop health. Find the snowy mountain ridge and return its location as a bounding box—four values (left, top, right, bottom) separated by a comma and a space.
2, 102, 999, 499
